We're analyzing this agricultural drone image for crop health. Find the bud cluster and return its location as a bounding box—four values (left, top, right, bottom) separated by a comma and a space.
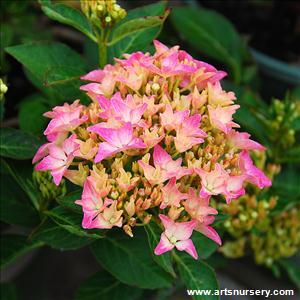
32, 170, 67, 204
219, 194, 300, 268
81, 0, 126, 28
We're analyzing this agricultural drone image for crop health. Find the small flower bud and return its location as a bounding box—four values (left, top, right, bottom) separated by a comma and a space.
123, 225, 133, 237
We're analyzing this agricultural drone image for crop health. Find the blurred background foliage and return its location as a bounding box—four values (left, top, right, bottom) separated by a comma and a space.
1, 0, 299, 299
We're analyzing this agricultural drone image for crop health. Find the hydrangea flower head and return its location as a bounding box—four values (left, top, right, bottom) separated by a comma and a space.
33, 41, 271, 260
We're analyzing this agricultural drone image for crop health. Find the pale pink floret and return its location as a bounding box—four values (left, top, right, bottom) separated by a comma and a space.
74, 139, 98, 160
194, 164, 228, 198
195, 165, 247, 203
43, 100, 88, 140
80, 65, 116, 98
154, 214, 198, 259
160, 105, 189, 131
207, 82, 236, 106
154, 145, 192, 179
90, 201, 123, 229
227, 130, 266, 151
184, 188, 221, 245
35, 134, 79, 185
138, 160, 165, 185
174, 114, 207, 152
208, 104, 240, 134
140, 126, 165, 148
75, 176, 113, 228
96, 95, 114, 119
238, 151, 272, 189
223, 175, 247, 203
141, 95, 164, 117
88, 122, 146, 162
116, 168, 140, 192
117, 67, 144, 91
138, 145, 191, 184
160, 177, 188, 209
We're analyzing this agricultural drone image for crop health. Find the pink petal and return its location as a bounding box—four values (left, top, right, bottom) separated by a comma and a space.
154, 233, 174, 255
81, 70, 105, 82
80, 83, 102, 94
32, 143, 50, 163
81, 211, 96, 229
175, 239, 198, 260
153, 40, 169, 54
62, 134, 78, 155
127, 137, 147, 149
94, 142, 119, 162
153, 145, 171, 168
48, 145, 66, 160
196, 224, 222, 246
174, 219, 197, 240
90, 214, 113, 229
117, 122, 134, 146
88, 126, 121, 147
159, 214, 175, 230
96, 95, 111, 110
36, 156, 64, 171
51, 166, 67, 186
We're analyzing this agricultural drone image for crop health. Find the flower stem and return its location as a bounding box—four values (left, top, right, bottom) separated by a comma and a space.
99, 40, 107, 69
97, 28, 111, 69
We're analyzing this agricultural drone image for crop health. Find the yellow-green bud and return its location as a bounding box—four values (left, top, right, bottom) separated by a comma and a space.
33, 170, 66, 201
105, 16, 112, 23
0, 79, 8, 100
151, 83, 160, 92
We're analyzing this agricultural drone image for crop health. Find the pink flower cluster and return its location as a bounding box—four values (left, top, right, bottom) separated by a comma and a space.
33, 41, 271, 260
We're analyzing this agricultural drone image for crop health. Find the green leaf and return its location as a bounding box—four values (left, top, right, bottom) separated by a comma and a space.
90, 228, 172, 289
109, 2, 167, 59
18, 94, 49, 135
75, 270, 143, 300
171, 7, 247, 83
109, 16, 167, 46
0, 128, 41, 160
278, 146, 300, 163
1, 159, 41, 211
1, 283, 17, 300
45, 206, 105, 239
123, 1, 166, 21
174, 252, 220, 300
251, 49, 300, 86
40, 0, 96, 42
0, 172, 40, 227
56, 190, 83, 213
0, 234, 43, 269
5, 42, 88, 104
272, 167, 300, 199
6, 42, 86, 83
279, 257, 300, 289
271, 167, 300, 215
192, 231, 218, 259
31, 219, 93, 250
144, 221, 176, 277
